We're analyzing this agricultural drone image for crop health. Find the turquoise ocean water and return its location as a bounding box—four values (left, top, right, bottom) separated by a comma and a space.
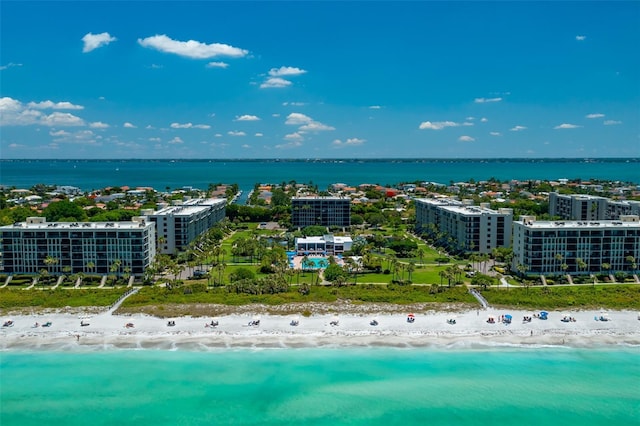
1, 348, 638, 426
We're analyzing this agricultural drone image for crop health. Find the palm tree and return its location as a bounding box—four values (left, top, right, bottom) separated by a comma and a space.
86, 261, 96, 276
576, 258, 588, 275
407, 262, 416, 283
110, 259, 122, 286
44, 255, 59, 279
439, 269, 447, 286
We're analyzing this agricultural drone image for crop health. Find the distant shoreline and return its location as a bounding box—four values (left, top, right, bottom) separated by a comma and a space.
2, 157, 639, 163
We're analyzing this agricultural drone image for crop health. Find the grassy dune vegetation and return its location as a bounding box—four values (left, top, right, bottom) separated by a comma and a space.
2, 284, 639, 312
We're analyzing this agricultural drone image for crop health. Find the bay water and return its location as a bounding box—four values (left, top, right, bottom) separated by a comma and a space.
1, 347, 638, 425
1, 159, 638, 198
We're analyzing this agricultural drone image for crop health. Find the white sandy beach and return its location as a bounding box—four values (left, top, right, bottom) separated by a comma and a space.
2, 305, 639, 351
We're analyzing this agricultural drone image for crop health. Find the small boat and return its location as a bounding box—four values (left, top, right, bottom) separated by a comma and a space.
290, 316, 300, 326
370, 319, 379, 326
2, 320, 14, 327
407, 313, 415, 323
329, 315, 339, 326
125, 323, 134, 328
80, 320, 90, 327
167, 320, 176, 327
42, 321, 52, 327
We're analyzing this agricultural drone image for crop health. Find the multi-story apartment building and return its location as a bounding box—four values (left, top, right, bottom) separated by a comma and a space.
414, 198, 513, 254
291, 197, 351, 228
0, 216, 156, 276
145, 198, 226, 255
549, 192, 640, 220
511, 215, 640, 276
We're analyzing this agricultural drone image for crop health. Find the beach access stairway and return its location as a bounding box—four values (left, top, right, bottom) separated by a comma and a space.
1, 276, 11, 288
469, 288, 489, 309
107, 288, 139, 315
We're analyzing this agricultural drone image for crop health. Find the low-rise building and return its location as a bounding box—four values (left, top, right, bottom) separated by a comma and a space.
511, 215, 640, 276
0, 217, 156, 276
294, 235, 353, 255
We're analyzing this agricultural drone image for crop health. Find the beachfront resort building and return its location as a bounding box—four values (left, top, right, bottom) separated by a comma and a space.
294, 235, 353, 256
0, 217, 156, 276
145, 198, 226, 255
548, 192, 640, 221
291, 196, 351, 228
414, 198, 513, 254
511, 215, 640, 276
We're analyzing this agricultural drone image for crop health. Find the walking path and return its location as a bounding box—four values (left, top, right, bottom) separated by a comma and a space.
468, 288, 489, 309
107, 288, 139, 315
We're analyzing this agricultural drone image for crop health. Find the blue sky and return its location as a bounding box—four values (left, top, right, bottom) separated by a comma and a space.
1, 1, 638, 159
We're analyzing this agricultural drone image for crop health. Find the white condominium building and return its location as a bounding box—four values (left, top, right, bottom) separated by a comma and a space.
146, 198, 226, 254
511, 215, 640, 276
414, 198, 513, 254
0, 217, 156, 276
549, 192, 640, 220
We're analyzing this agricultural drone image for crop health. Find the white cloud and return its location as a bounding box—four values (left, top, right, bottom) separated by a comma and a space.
333, 138, 365, 146
170, 122, 211, 129
462, 122, 474, 127
299, 122, 335, 132
228, 130, 246, 136
149, 64, 163, 69
206, 61, 229, 69
604, 120, 622, 125
285, 113, 313, 125
41, 112, 85, 127
474, 97, 502, 103
554, 123, 581, 129
137, 34, 248, 59
255, 133, 263, 137
148, 137, 161, 142
419, 121, 460, 130
27, 100, 84, 110
272, 113, 280, 118
51, 129, 97, 145
123, 122, 136, 128
282, 102, 307, 106
0, 62, 23, 71
89, 121, 109, 129
576, 35, 586, 41
586, 113, 605, 119
369, 105, 382, 110
82, 32, 117, 53
458, 135, 475, 142
242, 144, 251, 149
510, 125, 527, 132
490, 131, 502, 136
215, 133, 223, 137
268, 66, 307, 77
260, 77, 292, 89
49, 130, 70, 137
168, 137, 184, 144
480, 117, 488, 123
284, 132, 304, 142
235, 115, 260, 121
285, 113, 334, 132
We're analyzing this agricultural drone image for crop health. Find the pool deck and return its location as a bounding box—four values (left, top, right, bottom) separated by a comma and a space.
290, 255, 344, 270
